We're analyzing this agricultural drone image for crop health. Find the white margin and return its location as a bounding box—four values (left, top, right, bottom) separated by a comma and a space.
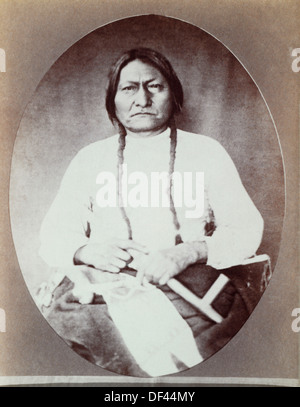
0, 376, 298, 387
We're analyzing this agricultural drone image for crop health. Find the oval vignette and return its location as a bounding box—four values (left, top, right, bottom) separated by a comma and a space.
9, 15, 285, 377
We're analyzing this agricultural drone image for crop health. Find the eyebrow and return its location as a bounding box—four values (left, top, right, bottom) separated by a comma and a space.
118, 78, 163, 87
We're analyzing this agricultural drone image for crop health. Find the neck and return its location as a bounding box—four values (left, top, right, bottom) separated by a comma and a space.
125, 124, 169, 138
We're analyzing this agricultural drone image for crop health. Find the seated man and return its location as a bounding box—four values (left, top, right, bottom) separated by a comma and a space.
38, 48, 264, 377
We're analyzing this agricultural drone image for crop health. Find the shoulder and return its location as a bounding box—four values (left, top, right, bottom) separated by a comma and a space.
176, 129, 240, 180
80, 134, 119, 153
176, 129, 229, 157
69, 134, 119, 166
61, 134, 119, 180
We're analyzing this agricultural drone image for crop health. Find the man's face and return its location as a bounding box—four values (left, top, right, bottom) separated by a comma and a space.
114, 59, 173, 137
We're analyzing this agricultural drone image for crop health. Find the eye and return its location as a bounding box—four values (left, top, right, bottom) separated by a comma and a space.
121, 85, 137, 94
147, 83, 164, 93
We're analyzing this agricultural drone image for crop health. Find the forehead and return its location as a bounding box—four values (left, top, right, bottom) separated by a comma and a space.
118, 59, 167, 83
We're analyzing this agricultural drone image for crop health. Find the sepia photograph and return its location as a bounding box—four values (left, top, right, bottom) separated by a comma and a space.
9, 15, 284, 377
0, 0, 299, 388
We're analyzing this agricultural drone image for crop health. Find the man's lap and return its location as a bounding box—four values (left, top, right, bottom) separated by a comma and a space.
44, 264, 251, 376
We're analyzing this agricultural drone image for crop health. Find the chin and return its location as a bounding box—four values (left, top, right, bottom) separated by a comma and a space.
126, 119, 167, 134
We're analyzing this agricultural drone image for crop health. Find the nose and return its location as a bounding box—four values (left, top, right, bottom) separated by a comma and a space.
134, 86, 151, 107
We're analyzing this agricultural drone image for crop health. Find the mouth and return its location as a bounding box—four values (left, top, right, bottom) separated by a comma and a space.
131, 112, 155, 117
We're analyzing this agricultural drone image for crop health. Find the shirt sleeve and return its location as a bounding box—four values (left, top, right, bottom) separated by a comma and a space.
39, 151, 91, 268
203, 141, 264, 269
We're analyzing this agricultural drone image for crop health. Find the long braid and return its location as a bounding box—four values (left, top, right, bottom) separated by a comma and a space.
168, 118, 183, 245
117, 124, 133, 240
117, 119, 182, 245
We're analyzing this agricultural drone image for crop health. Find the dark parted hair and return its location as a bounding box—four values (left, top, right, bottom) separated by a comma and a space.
105, 47, 184, 125
106, 48, 184, 245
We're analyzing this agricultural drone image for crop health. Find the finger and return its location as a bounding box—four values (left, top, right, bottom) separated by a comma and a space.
101, 264, 120, 273
128, 259, 138, 271
110, 257, 127, 269
158, 272, 171, 286
92, 251, 125, 271
127, 250, 147, 267
128, 250, 147, 261
143, 260, 163, 284
135, 268, 145, 285
142, 276, 151, 286
136, 256, 151, 284
111, 247, 132, 262
114, 239, 149, 254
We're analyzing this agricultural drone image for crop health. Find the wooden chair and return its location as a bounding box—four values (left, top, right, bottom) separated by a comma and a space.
168, 254, 272, 323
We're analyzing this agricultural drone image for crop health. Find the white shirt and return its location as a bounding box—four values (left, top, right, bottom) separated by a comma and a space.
39, 128, 264, 270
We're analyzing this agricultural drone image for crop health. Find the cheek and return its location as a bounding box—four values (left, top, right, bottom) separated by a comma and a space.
159, 95, 173, 117
114, 95, 129, 116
